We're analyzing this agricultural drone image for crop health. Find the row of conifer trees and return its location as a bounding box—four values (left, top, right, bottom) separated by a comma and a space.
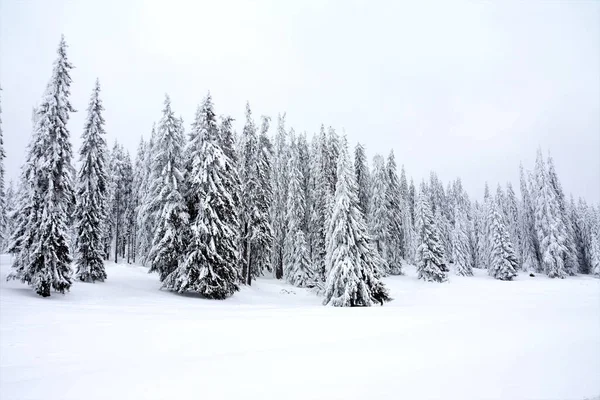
1, 37, 599, 302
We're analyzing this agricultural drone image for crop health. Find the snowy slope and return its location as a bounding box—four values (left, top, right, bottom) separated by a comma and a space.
1, 254, 599, 400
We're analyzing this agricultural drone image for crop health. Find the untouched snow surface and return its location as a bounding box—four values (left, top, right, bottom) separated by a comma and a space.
1, 254, 599, 400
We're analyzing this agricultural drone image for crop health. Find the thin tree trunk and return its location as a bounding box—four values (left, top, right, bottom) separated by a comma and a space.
246, 244, 252, 286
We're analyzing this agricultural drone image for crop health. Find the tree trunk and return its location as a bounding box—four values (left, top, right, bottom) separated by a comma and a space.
246, 243, 252, 286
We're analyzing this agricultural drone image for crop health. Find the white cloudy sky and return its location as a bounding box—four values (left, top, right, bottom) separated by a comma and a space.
1, 0, 599, 202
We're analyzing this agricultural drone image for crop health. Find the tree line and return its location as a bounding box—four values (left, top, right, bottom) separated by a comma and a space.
1, 37, 599, 303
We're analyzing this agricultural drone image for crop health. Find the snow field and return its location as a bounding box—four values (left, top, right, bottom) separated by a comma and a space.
1, 255, 599, 400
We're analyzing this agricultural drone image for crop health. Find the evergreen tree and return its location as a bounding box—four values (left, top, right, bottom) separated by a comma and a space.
533, 150, 568, 278
408, 178, 416, 226
488, 202, 518, 280
131, 137, 148, 263
571, 197, 590, 274
368, 155, 389, 276
323, 137, 391, 307
147, 95, 189, 282
239, 103, 273, 285
308, 131, 329, 282
452, 204, 473, 276
519, 163, 540, 272
106, 142, 131, 263
325, 126, 340, 195
271, 113, 289, 279
284, 133, 314, 287
255, 115, 275, 275
385, 151, 404, 274
547, 156, 578, 275
121, 151, 135, 262
163, 93, 240, 298
136, 125, 157, 265
415, 184, 448, 282
354, 143, 370, 217
297, 132, 311, 233
75, 79, 109, 282
219, 115, 237, 163
7, 36, 75, 297
504, 183, 520, 264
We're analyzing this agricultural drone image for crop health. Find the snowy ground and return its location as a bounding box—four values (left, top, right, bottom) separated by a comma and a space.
1, 254, 599, 400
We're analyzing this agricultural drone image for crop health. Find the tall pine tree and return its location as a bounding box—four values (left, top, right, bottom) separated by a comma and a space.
163, 93, 240, 298
147, 95, 189, 282
415, 184, 448, 282
75, 79, 109, 282
8, 36, 76, 297
323, 137, 390, 307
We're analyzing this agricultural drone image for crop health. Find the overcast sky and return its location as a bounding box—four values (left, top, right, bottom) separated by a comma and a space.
1, 0, 599, 202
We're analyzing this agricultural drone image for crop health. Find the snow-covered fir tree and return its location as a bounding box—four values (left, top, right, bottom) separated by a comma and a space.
297, 131, 311, 233
271, 113, 289, 279
452, 204, 473, 276
308, 130, 330, 283
122, 152, 136, 262
415, 184, 448, 282
162, 93, 240, 298
255, 115, 275, 275
518, 163, 540, 272
136, 125, 157, 265
284, 132, 314, 287
354, 143, 370, 217
408, 178, 416, 226
368, 155, 389, 276
8, 36, 76, 297
504, 182, 520, 265
323, 137, 391, 307
130, 137, 148, 263
325, 126, 340, 196
3, 180, 16, 250
74, 79, 109, 282
547, 155, 578, 275
106, 142, 133, 263
239, 103, 273, 285
533, 150, 568, 278
488, 201, 518, 280
571, 197, 591, 274
147, 95, 189, 282
385, 151, 404, 274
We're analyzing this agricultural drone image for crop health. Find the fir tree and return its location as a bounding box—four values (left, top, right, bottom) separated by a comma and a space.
408, 178, 416, 226
452, 204, 473, 276
547, 155, 578, 275
147, 95, 189, 282
297, 132, 311, 233
323, 137, 391, 307
271, 113, 289, 279
415, 185, 448, 282
533, 150, 568, 278
385, 151, 404, 274
308, 131, 329, 282
255, 116, 275, 275
368, 155, 389, 276
163, 93, 240, 298
284, 132, 314, 287
325, 126, 340, 195
488, 202, 518, 280
519, 163, 540, 272
136, 125, 157, 265
239, 103, 273, 285
75, 79, 109, 282
7, 36, 75, 297
354, 143, 370, 217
